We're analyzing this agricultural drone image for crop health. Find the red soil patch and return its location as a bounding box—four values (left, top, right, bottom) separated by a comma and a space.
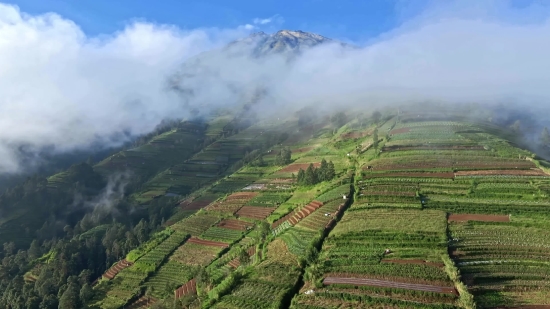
102, 259, 133, 280
277, 162, 321, 173
271, 200, 323, 229
180, 199, 213, 211
187, 237, 229, 248
236, 206, 276, 220
455, 169, 546, 176
225, 192, 259, 200
448, 213, 510, 222
365, 172, 455, 179
323, 277, 457, 295
174, 278, 197, 299
217, 219, 252, 231
389, 127, 411, 134
381, 259, 444, 268
126, 296, 157, 309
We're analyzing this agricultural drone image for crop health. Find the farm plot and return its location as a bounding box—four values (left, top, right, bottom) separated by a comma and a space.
276, 162, 321, 174
205, 191, 258, 214
246, 192, 292, 206
323, 277, 457, 294
236, 206, 276, 220
448, 213, 510, 222
455, 169, 547, 177
179, 196, 217, 211
171, 241, 226, 266
271, 200, 323, 229
216, 218, 252, 231
200, 226, 243, 243
102, 259, 133, 280
170, 213, 220, 236
315, 184, 351, 203
133, 231, 189, 269
450, 221, 550, 307
174, 278, 197, 299
143, 261, 195, 298
295, 200, 345, 231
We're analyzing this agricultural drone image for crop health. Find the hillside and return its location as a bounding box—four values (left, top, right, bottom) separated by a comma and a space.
85, 108, 548, 309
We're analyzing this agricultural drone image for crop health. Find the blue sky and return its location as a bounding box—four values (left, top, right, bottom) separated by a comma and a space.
4, 0, 432, 41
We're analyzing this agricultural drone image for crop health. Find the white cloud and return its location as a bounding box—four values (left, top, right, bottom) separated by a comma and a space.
1, 1, 550, 173
0, 3, 249, 173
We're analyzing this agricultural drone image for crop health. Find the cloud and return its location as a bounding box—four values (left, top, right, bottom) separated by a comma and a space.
2, 1, 550, 173
253, 15, 283, 25
0, 3, 250, 173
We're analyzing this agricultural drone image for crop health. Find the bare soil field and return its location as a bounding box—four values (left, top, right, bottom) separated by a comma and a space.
174, 278, 196, 299
216, 219, 251, 231
455, 169, 547, 176
381, 259, 444, 268
187, 237, 228, 248
205, 192, 258, 213
448, 213, 510, 222
236, 206, 276, 220
323, 277, 457, 294
271, 200, 323, 228
277, 162, 321, 173
180, 199, 213, 211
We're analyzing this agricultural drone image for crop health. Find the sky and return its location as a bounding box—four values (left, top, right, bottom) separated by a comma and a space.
1, 0, 550, 174
5, 0, 429, 41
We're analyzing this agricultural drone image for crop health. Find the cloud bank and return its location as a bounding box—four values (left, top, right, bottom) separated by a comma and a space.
1, 1, 550, 173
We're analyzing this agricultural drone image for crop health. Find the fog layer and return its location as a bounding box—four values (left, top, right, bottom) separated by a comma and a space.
1, 1, 550, 173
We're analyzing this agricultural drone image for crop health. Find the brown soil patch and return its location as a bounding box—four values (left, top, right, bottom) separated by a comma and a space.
455, 169, 547, 176
277, 162, 321, 173
390, 127, 411, 134
271, 201, 323, 228
187, 237, 228, 248
126, 296, 157, 309
323, 277, 457, 295
225, 192, 259, 200
448, 213, 510, 222
102, 259, 133, 280
174, 278, 196, 299
236, 206, 276, 220
381, 259, 444, 268
365, 172, 455, 179
217, 219, 252, 231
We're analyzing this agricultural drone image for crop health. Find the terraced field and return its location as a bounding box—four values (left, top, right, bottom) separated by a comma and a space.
91, 111, 550, 309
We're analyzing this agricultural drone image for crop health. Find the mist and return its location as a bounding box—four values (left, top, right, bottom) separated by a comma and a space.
1, 1, 550, 173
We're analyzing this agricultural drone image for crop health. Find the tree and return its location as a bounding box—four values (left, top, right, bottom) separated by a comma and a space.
304, 164, 318, 185
296, 169, 305, 184
326, 161, 336, 180
58, 279, 80, 309
372, 110, 381, 123
28, 239, 41, 260
257, 222, 270, 241
274, 147, 291, 166
317, 159, 328, 181
372, 128, 379, 149
237, 247, 250, 265
79, 283, 93, 304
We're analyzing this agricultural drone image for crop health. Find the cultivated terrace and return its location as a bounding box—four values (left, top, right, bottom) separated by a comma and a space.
1, 107, 549, 309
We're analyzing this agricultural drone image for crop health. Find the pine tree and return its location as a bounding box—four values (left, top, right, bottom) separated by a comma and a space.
297, 169, 305, 184
305, 164, 318, 185
326, 161, 336, 181
318, 159, 328, 181
59, 279, 80, 309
